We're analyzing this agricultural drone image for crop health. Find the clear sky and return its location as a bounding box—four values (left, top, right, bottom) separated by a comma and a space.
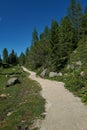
0, 0, 87, 56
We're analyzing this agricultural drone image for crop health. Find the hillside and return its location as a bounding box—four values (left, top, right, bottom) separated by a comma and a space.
68, 37, 87, 70
61, 37, 87, 103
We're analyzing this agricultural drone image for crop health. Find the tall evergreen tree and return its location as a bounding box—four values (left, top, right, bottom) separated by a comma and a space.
0, 55, 2, 67
59, 16, 77, 65
39, 26, 51, 68
25, 47, 29, 57
79, 14, 87, 38
3, 48, 8, 63
9, 49, 18, 65
50, 20, 60, 71
76, 1, 82, 39
25, 47, 29, 65
32, 28, 39, 45
40, 26, 51, 42
19, 52, 25, 65
67, 0, 77, 28
84, 5, 87, 14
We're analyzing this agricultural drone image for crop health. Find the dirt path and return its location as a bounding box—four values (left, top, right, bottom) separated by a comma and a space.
22, 67, 87, 130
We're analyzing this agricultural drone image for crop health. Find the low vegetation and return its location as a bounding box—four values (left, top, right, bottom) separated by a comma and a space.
0, 66, 45, 130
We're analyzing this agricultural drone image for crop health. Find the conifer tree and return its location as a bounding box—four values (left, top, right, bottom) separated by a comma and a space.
84, 5, 87, 14
19, 52, 25, 65
67, 0, 77, 28
76, 1, 82, 39
50, 20, 60, 71
79, 14, 87, 38
9, 49, 18, 65
0, 55, 2, 67
32, 28, 39, 45
3, 48, 8, 63
59, 16, 77, 65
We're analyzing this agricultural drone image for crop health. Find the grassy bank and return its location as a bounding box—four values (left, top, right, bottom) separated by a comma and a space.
0, 66, 45, 130
48, 37, 87, 104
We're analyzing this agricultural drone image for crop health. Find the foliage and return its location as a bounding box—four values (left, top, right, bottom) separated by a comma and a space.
3, 48, 9, 63
0, 55, 2, 67
84, 5, 87, 14
50, 20, 60, 71
19, 52, 26, 65
67, 0, 77, 28
79, 14, 87, 38
67, 0, 82, 40
32, 28, 39, 45
59, 16, 77, 66
8, 49, 18, 65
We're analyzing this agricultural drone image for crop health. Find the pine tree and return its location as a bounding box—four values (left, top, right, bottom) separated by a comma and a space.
76, 0, 82, 39
9, 50, 18, 65
3, 48, 8, 63
0, 55, 2, 67
79, 14, 87, 38
67, 0, 77, 28
59, 16, 77, 66
84, 5, 87, 14
50, 20, 60, 71
19, 52, 25, 65
25, 47, 29, 65
40, 26, 51, 42
32, 28, 39, 45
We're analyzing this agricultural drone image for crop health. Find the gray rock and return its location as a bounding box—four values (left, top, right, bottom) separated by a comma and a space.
40, 69, 47, 78
6, 77, 19, 87
0, 94, 7, 98
80, 71, 85, 77
73, 50, 77, 54
67, 65, 70, 70
70, 64, 75, 70
76, 61, 82, 66
49, 72, 58, 78
57, 72, 63, 76
64, 73, 68, 76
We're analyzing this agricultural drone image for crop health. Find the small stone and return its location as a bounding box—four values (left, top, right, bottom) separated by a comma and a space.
0, 94, 7, 98
40, 69, 47, 78
67, 65, 70, 70
57, 72, 63, 76
76, 61, 82, 66
80, 71, 85, 77
73, 50, 77, 54
7, 112, 13, 116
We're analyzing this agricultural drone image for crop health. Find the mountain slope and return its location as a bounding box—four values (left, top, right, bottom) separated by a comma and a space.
63, 37, 87, 103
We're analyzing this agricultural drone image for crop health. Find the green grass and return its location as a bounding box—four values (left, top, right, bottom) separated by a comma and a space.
0, 66, 45, 130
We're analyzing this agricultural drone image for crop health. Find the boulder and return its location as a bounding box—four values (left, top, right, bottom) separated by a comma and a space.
57, 72, 63, 76
40, 69, 47, 78
6, 77, 19, 87
49, 72, 58, 78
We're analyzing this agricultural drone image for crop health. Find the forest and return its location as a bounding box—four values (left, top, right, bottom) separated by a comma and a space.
0, 0, 87, 73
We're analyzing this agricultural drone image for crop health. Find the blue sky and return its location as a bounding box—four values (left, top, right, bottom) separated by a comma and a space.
0, 0, 87, 56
